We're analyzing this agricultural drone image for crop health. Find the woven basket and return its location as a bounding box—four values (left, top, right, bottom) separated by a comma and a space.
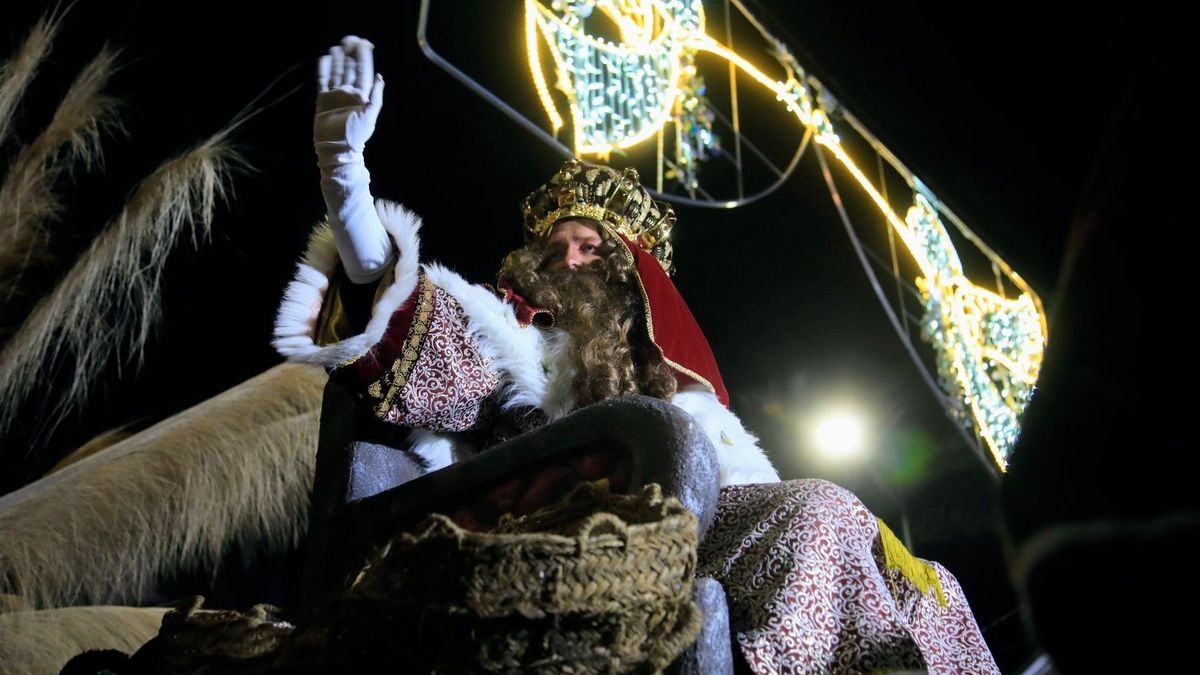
348, 482, 702, 673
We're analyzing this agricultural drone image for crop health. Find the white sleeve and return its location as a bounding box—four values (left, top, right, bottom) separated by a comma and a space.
316, 147, 394, 284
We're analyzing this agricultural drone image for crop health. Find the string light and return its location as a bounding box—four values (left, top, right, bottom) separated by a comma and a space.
525, 7, 564, 132
525, 0, 1047, 469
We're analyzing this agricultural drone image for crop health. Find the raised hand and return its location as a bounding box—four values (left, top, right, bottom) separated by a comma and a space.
314, 36, 385, 159
313, 35, 393, 283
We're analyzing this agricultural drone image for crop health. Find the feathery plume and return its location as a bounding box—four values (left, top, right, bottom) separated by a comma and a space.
0, 125, 245, 436
0, 44, 123, 314
0, 10, 62, 146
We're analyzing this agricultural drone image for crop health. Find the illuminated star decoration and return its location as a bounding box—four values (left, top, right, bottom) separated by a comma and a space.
525, 0, 1046, 470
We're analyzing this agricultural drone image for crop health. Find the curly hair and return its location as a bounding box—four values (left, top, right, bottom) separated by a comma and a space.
498, 225, 677, 408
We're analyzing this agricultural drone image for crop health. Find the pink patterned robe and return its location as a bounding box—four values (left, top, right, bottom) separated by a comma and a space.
699, 481, 998, 674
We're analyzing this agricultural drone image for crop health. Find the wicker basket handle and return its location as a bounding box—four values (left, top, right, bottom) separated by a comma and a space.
575, 512, 631, 551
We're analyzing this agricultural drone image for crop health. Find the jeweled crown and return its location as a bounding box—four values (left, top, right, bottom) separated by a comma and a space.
521, 159, 676, 272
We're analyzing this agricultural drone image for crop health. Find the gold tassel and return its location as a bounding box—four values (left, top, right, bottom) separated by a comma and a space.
877, 517, 947, 608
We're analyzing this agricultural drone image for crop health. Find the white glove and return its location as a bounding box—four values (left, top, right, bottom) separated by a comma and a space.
314, 35, 392, 283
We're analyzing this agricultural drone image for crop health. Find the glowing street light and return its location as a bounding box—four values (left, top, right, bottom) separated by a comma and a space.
810, 408, 868, 463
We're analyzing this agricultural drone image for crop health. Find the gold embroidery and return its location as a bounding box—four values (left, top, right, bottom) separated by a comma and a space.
372, 275, 436, 418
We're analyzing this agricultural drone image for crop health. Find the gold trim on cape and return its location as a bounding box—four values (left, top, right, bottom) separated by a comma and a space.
369, 275, 436, 417
596, 221, 717, 398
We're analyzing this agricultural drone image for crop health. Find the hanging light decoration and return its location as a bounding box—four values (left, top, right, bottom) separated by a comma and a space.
524, 0, 1047, 470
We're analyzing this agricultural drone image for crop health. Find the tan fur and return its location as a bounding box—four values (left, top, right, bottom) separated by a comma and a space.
0, 363, 325, 609
45, 427, 135, 475
0, 606, 167, 675
0, 593, 30, 613
0, 128, 244, 435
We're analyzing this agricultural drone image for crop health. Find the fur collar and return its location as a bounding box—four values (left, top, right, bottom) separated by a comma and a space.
423, 264, 578, 420
672, 385, 780, 486
272, 200, 422, 367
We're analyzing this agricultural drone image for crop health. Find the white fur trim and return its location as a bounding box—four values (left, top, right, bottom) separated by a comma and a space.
422, 264, 579, 420
537, 330, 579, 419
671, 385, 780, 487
272, 200, 422, 367
406, 428, 476, 472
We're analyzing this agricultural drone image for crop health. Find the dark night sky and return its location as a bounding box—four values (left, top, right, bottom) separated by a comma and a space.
1, 1, 1156, 669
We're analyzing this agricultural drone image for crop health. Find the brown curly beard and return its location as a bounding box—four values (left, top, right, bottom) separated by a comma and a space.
498, 233, 677, 409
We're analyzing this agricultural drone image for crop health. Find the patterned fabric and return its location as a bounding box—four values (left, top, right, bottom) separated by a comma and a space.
698, 480, 999, 675
335, 273, 500, 432
390, 284, 499, 431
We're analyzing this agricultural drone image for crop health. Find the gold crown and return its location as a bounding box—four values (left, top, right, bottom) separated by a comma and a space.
521, 159, 676, 272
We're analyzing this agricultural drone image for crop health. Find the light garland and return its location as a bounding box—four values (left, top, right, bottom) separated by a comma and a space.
525, 0, 1047, 469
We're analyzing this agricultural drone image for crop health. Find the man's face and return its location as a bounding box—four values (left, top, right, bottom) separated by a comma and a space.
544, 219, 603, 271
